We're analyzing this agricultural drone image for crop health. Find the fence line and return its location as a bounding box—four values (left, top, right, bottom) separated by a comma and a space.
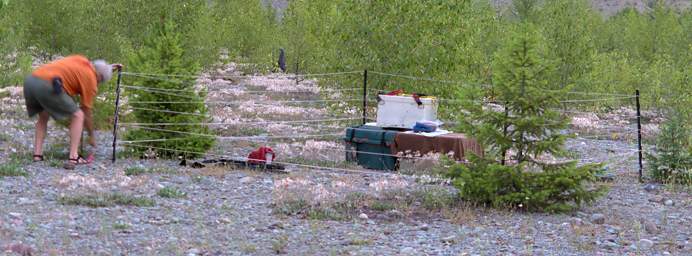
128, 125, 342, 141
122, 70, 361, 80
123, 84, 364, 94
119, 118, 361, 127
128, 99, 364, 105
122, 143, 388, 176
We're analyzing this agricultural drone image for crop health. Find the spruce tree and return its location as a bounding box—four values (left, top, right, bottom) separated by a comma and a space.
451, 24, 605, 213
124, 20, 214, 158
647, 109, 692, 184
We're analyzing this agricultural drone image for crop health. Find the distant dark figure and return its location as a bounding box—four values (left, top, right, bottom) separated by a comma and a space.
278, 48, 286, 73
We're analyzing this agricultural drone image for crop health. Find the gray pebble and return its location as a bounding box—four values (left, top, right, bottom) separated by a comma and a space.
591, 213, 606, 224
638, 239, 654, 250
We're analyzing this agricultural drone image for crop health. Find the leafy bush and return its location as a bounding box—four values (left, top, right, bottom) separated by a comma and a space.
124, 21, 214, 159
448, 157, 605, 213
647, 110, 692, 184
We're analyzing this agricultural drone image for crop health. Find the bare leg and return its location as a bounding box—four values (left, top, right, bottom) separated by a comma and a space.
33, 111, 50, 160
68, 110, 84, 160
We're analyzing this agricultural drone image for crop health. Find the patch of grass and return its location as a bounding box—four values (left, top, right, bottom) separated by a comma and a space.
370, 201, 396, 211
59, 193, 155, 208
113, 223, 130, 230
0, 133, 11, 142
124, 166, 146, 176
274, 199, 308, 216
125, 166, 174, 176
239, 242, 257, 253
414, 187, 457, 211
347, 237, 374, 246
157, 187, 186, 198
0, 160, 28, 177
305, 207, 345, 221
271, 234, 289, 254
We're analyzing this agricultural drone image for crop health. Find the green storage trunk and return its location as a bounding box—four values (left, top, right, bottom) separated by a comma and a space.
343, 125, 399, 171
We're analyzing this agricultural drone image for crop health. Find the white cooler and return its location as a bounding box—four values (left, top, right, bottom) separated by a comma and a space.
376, 95, 439, 129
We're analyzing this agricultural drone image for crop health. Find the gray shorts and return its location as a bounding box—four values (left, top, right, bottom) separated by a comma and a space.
23, 75, 78, 120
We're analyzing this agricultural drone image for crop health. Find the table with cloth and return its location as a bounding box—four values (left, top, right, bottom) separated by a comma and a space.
390, 132, 483, 161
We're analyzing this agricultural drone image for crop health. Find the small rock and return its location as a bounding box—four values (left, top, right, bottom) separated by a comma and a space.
442, 235, 456, 244
642, 220, 659, 234
8, 212, 21, 219
570, 217, 583, 226
606, 226, 619, 234
420, 225, 429, 231
7, 243, 34, 256
664, 199, 674, 206
591, 214, 606, 225
358, 213, 368, 220
218, 218, 232, 224
187, 248, 200, 256
70, 233, 80, 238
17, 197, 35, 205
644, 184, 659, 192
649, 196, 664, 203
638, 239, 654, 250
601, 241, 620, 250
663, 251, 671, 256
239, 177, 255, 184
400, 247, 415, 255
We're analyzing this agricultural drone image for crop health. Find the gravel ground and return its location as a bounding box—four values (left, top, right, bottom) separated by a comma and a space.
1, 65, 690, 256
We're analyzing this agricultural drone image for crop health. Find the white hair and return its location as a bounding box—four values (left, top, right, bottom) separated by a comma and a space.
92, 59, 113, 84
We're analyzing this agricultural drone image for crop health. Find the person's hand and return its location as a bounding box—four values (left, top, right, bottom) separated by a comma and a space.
88, 136, 96, 147
111, 63, 123, 71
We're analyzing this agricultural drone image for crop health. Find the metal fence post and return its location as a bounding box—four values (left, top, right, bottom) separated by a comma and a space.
362, 69, 368, 125
111, 67, 123, 163
636, 89, 643, 181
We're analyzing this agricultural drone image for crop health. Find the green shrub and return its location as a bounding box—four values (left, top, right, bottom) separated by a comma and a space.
647, 110, 692, 184
124, 20, 214, 159
448, 157, 605, 213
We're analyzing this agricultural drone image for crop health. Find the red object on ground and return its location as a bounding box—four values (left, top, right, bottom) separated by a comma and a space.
248, 147, 275, 164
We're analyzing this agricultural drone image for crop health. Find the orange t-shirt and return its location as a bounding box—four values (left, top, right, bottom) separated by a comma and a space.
32, 55, 98, 109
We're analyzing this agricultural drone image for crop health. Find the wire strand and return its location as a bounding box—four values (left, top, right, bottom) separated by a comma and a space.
128, 126, 342, 141
121, 143, 387, 176
119, 118, 361, 126
128, 107, 208, 117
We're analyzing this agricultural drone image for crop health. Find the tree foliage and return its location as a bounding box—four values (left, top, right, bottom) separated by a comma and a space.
450, 25, 606, 213
647, 110, 692, 184
124, 21, 214, 158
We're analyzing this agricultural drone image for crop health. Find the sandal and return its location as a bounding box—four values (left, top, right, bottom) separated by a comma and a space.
63, 155, 89, 170
33, 155, 44, 162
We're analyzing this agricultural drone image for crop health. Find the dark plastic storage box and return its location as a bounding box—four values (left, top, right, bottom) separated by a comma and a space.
343, 125, 399, 171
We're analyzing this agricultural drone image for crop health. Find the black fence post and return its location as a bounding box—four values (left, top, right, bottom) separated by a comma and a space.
362, 69, 368, 125
112, 67, 123, 163
636, 89, 643, 181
